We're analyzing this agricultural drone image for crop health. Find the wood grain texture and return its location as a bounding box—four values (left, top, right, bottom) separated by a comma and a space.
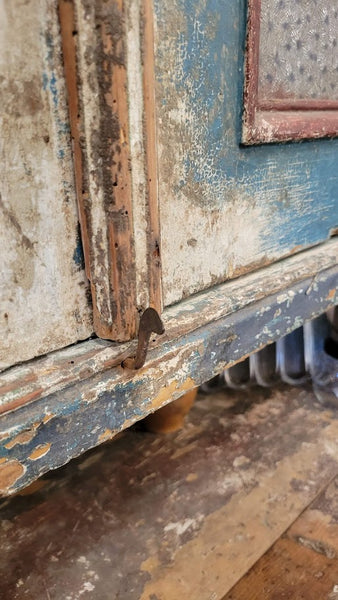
142, 0, 162, 312
0, 248, 337, 494
65, 0, 163, 340
1, 386, 338, 599
0, 0, 93, 371
70, 0, 138, 341
224, 476, 338, 600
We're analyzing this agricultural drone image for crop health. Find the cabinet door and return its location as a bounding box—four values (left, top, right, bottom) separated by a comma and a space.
152, 0, 338, 307
0, 1, 93, 371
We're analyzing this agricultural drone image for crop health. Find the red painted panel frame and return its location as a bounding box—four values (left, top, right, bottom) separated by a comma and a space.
243, 0, 338, 144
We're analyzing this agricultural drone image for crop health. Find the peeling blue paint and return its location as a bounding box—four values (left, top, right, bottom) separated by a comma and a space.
49, 73, 58, 109
154, 0, 338, 256
1, 265, 337, 493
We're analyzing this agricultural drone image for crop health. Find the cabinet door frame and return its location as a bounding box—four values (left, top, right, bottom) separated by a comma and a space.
59, 0, 162, 342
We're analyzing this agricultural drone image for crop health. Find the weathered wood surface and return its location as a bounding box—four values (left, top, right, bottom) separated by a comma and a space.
0, 247, 337, 495
0, 0, 93, 371
1, 240, 337, 415
153, 0, 338, 306
142, 0, 162, 313
1, 386, 338, 599
68, 0, 138, 341
67, 0, 162, 340
224, 475, 338, 600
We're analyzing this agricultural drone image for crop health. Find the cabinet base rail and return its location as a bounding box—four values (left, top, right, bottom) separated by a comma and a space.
0, 240, 337, 495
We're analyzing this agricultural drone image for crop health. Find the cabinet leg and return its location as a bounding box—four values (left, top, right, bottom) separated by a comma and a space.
142, 388, 197, 433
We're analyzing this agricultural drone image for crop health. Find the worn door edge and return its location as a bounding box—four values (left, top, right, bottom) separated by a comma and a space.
142, 0, 162, 312
1, 238, 338, 416
60, 0, 139, 341
0, 258, 337, 494
59, 0, 162, 339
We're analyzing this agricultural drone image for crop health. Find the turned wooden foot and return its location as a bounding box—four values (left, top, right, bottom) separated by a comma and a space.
143, 388, 197, 433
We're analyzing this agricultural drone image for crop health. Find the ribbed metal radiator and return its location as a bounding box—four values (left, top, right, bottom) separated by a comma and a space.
201, 313, 332, 392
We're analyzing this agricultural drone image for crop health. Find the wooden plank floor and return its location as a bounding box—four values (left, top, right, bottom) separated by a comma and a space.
224, 475, 338, 600
1, 384, 338, 599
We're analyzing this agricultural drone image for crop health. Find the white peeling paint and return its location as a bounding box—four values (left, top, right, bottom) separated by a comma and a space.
0, 1, 92, 371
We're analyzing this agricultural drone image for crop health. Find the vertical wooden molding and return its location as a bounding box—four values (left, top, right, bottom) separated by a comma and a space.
59, 0, 138, 341
58, 0, 90, 280
142, 0, 162, 313
242, 0, 261, 142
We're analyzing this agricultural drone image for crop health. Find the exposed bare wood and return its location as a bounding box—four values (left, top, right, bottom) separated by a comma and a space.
67, 0, 138, 341
243, 0, 261, 140
142, 0, 162, 312
153, 1, 338, 306
142, 388, 197, 433
224, 476, 338, 600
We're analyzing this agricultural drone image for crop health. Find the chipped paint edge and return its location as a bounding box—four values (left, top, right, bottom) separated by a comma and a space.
0, 258, 337, 494
1, 239, 338, 415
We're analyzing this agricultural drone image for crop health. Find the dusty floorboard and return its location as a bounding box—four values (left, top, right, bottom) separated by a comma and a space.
224, 475, 338, 600
1, 385, 338, 599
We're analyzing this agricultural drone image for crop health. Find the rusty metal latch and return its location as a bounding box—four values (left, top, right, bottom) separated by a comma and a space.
122, 308, 165, 370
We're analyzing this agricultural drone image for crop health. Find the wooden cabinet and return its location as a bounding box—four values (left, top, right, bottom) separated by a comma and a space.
0, 0, 337, 495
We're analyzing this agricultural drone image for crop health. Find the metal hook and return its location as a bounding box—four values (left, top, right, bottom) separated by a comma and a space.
122, 308, 165, 370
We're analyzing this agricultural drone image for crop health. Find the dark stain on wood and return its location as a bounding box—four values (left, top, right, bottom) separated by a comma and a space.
59, 0, 137, 341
